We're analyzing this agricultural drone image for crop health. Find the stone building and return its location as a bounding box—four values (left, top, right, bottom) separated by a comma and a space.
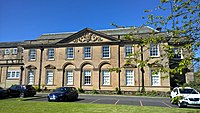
0, 26, 194, 92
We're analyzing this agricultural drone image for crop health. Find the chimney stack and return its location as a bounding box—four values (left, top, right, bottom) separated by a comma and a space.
156, 27, 162, 32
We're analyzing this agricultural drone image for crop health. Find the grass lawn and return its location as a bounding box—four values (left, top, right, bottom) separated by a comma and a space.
0, 99, 200, 113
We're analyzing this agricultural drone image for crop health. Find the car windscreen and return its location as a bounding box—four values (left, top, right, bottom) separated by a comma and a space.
179, 89, 198, 94
54, 87, 69, 92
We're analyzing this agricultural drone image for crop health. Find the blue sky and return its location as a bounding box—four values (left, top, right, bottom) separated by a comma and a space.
0, 0, 163, 42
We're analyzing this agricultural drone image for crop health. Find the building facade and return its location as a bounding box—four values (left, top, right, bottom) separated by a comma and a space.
0, 26, 194, 92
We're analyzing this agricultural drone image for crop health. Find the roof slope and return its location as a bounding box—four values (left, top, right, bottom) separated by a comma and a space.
37, 26, 157, 40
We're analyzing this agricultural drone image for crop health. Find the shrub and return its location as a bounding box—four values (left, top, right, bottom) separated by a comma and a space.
135, 91, 143, 96
145, 90, 157, 96
34, 86, 39, 92
170, 96, 183, 105
78, 88, 84, 93
92, 89, 99, 94
115, 87, 121, 94
182, 81, 200, 92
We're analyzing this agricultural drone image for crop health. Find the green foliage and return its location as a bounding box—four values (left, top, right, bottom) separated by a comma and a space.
170, 96, 183, 105
182, 81, 200, 92
33, 86, 39, 92
78, 88, 84, 93
92, 89, 99, 94
0, 99, 199, 113
115, 87, 121, 94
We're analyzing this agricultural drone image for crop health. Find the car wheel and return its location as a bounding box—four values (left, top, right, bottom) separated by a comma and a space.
74, 94, 78, 100
20, 93, 25, 98
177, 101, 186, 108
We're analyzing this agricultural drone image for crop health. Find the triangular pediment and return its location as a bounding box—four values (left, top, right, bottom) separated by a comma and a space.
57, 28, 118, 44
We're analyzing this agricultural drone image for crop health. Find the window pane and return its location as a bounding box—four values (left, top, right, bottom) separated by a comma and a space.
151, 70, 160, 86
66, 71, 73, 85
174, 47, 182, 59
67, 48, 74, 59
30, 49, 36, 60
13, 48, 18, 54
126, 70, 134, 86
28, 71, 34, 85
84, 47, 91, 59
102, 70, 110, 85
125, 46, 132, 57
47, 71, 53, 85
150, 44, 159, 57
102, 46, 110, 58
5, 49, 10, 55
7, 71, 20, 79
48, 49, 54, 60
84, 70, 91, 85
7, 72, 11, 78
16, 72, 20, 78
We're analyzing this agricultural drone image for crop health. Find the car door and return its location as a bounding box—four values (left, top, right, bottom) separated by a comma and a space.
171, 88, 178, 98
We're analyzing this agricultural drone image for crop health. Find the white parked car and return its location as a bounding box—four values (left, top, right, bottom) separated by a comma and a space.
170, 87, 200, 108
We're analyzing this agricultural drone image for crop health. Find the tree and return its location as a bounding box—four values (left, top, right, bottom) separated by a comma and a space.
112, 0, 200, 92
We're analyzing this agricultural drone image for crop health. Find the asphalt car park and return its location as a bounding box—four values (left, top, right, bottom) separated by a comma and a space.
32, 94, 178, 108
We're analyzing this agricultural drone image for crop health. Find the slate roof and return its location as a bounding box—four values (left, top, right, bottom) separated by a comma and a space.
36, 26, 157, 40
0, 41, 22, 48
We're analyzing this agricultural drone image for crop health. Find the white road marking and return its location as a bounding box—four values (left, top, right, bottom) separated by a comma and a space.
90, 99, 100, 103
162, 102, 172, 108
115, 100, 120, 105
140, 100, 143, 106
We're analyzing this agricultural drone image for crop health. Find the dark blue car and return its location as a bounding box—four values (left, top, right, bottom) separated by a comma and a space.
0, 87, 9, 98
48, 87, 78, 102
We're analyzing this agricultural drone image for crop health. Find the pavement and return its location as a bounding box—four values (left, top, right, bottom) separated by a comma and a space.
27, 93, 178, 108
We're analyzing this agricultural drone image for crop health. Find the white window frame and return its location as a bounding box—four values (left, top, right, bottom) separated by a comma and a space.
102, 46, 110, 58
29, 49, 36, 61
151, 70, 160, 86
66, 71, 73, 85
12, 48, 18, 54
84, 47, 91, 59
125, 45, 133, 58
28, 71, 34, 85
7, 70, 20, 79
46, 71, 54, 85
102, 70, 110, 85
150, 44, 160, 57
48, 48, 55, 60
84, 70, 91, 85
4, 48, 10, 55
174, 47, 183, 59
66, 47, 74, 59
125, 70, 134, 86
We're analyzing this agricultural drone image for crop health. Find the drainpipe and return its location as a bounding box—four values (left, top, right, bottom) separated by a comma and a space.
141, 46, 145, 92
5, 66, 8, 88
62, 69, 65, 87
0, 67, 2, 83
118, 35, 121, 94
38, 47, 44, 91
80, 69, 82, 88
20, 66, 24, 85
99, 69, 101, 90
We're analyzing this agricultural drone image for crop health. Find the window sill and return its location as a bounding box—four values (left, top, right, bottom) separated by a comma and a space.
6, 78, 20, 80
29, 60, 36, 62
47, 59, 55, 61
66, 58, 74, 60
83, 84, 92, 86
46, 84, 57, 86
102, 57, 110, 60
83, 58, 92, 60
101, 85, 112, 87
150, 56, 160, 58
